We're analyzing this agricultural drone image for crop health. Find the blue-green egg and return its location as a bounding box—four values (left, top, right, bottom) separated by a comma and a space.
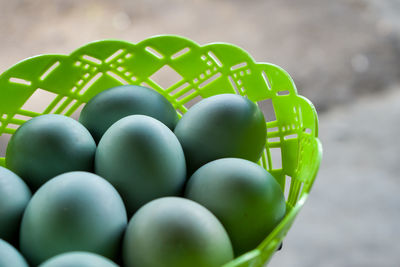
20, 172, 127, 266
79, 85, 178, 143
0, 239, 29, 267
174, 94, 266, 173
123, 197, 234, 267
185, 158, 286, 255
95, 115, 186, 216
0, 166, 31, 245
6, 114, 96, 191
38, 252, 118, 267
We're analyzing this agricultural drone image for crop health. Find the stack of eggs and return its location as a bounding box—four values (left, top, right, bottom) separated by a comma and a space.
0, 85, 286, 267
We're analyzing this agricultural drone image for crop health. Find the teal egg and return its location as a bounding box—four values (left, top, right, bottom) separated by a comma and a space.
79, 85, 178, 143
0, 166, 31, 245
0, 239, 29, 267
123, 197, 234, 267
174, 94, 266, 173
95, 115, 186, 216
6, 114, 96, 191
38, 252, 118, 267
20, 172, 127, 266
185, 158, 286, 255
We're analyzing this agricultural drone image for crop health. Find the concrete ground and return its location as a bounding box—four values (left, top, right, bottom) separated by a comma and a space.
0, 0, 399, 266
269, 87, 400, 267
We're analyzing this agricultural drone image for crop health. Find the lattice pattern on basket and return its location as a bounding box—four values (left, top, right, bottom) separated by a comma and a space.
0, 35, 322, 267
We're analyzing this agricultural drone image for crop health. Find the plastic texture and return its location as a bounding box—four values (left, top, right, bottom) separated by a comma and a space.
0, 35, 322, 266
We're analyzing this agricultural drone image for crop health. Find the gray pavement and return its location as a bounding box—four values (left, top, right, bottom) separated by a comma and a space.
270, 87, 400, 267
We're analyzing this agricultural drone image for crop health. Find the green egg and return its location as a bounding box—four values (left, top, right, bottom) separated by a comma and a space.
0, 166, 31, 245
0, 239, 29, 267
6, 114, 96, 191
95, 115, 186, 216
79, 85, 178, 143
20, 172, 127, 266
123, 197, 234, 267
174, 94, 266, 173
38, 252, 118, 267
185, 158, 286, 256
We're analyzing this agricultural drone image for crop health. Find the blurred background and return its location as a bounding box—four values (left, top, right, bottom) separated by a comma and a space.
0, 0, 399, 266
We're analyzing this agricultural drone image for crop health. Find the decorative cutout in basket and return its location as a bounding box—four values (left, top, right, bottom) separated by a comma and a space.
0, 35, 322, 266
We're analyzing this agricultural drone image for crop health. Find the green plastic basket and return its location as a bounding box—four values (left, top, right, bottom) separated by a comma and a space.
0, 35, 322, 266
